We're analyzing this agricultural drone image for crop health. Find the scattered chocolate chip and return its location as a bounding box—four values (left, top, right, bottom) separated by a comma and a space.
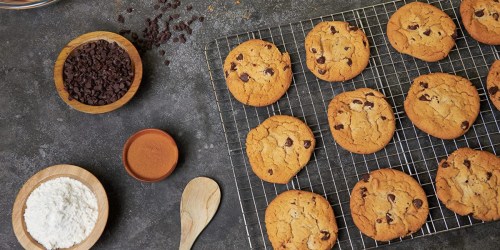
419, 94, 431, 101
159, 50, 166, 56
318, 69, 326, 75
348, 25, 358, 31
199, 16, 205, 22
173, 37, 179, 43
117, 14, 125, 23
264, 68, 274, 76
463, 159, 471, 168
317, 56, 326, 64
413, 199, 423, 209
346, 58, 352, 66
451, 30, 458, 39
487, 172, 492, 180
387, 194, 395, 202
126, 7, 133, 13
311, 48, 317, 53
408, 24, 419, 30
119, 29, 131, 35
164, 60, 170, 66
376, 218, 382, 223
386, 213, 393, 223
423, 29, 431, 36
461, 121, 470, 130
230, 62, 237, 71
362, 174, 370, 182
304, 140, 312, 149
330, 26, 338, 34
320, 230, 331, 241
475, 9, 485, 17
420, 82, 428, 88
236, 53, 243, 60
240, 73, 249, 82
493, 13, 499, 21
489, 86, 499, 95
268, 169, 273, 175
442, 161, 450, 168
364, 101, 374, 109
186, 4, 193, 11
285, 137, 293, 147
334, 124, 344, 130
381, 116, 387, 120
284, 65, 290, 71
154, 4, 160, 10
131, 32, 138, 40
353, 100, 363, 104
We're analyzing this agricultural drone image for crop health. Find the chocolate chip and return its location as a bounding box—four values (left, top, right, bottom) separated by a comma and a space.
461, 121, 470, 130
164, 60, 170, 66
413, 199, 423, 209
489, 86, 499, 95
386, 213, 393, 223
304, 140, 312, 149
348, 25, 358, 31
285, 137, 293, 147
154, 4, 160, 10
334, 124, 344, 130
423, 29, 431, 36
225, 71, 229, 77
442, 161, 450, 168
364, 101, 374, 109
320, 230, 331, 241
408, 24, 419, 30
344, 47, 349, 51
361, 187, 368, 198
353, 100, 363, 104
493, 13, 499, 21
346, 58, 352, 66
119, 29, 131, 35
381, 116, 387, 120
317, 56, 326, 64
420, 82, 428, 88
451, 30, 458, 39
487, 172, 492, 180
311, 48, 317, 53
266, 44, 272, 49
362, 174, 370, 182
363, 40, 367, 47
236, 53, 243, 60
318, 69, 326, 75
330, 26, 338, 34
464, 159, 471, 168
239, 73, 249, 82
268, 169, 273, 175
284, 65, 290, 71
199, 16, 205, 22
117, 14, 125, 23
186, 4, 193, 11
365, 92, 375, 96
419, 94, 431, 102
126, 7, 133, 13
376, 218, 382, 223
264, 68, 274, 76
387, 194, 395, 202
230, 62, 237, 71
475, 9, 485, 17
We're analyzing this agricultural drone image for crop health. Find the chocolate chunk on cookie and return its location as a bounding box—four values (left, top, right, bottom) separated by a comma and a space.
246, 115, 315, 184
327, 88, 395, 154
487, 60, 500, 110
387, 2, 456, 62
266, 190, 338, 249
404, 73, 480, 140
436, 148, 500, 221
350, 169, 429, 241
305, 21, 370, 82
460, 0, 500, 45
224, 39, 292, 107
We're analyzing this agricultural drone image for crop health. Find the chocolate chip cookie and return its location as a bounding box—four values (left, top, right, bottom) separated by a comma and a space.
487, 60, 500, 110
404, 73, 480, 140
436, 148, 500, 221
246, 115, 315, 184
224, 39, 292, 107
305, 21, 370, 82
265, 190, 338, 250
327, 88, 395, 154
387, 2, 457, 62
350, 169, 429, 242
460, 0, 500, 45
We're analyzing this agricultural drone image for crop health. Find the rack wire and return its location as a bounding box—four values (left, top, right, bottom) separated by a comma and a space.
204, 0, 500, 249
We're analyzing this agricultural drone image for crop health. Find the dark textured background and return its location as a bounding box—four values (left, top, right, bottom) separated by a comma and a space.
0, 0, 498, 249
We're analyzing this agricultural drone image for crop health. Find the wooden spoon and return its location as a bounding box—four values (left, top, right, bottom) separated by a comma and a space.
179, 177, 221, 250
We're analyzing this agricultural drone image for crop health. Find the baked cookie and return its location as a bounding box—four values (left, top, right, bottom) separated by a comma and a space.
404, 73, 480, 140
387, 2, 457, 62
246, 115, 315, 184
265, 190, 338, 250
460, 0, 500, 45
350, 169, 429, 241
223, 39, 292, 107
436, 148, 500, 221
305, 21, 370, 82
327, 88, 395, 154
487, 60, 500, 110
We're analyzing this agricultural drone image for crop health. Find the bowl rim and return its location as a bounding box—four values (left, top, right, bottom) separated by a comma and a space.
53, 31, 143, 114
0, 0, 60, 10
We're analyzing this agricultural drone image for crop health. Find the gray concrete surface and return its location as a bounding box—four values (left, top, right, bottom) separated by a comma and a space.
0, 0, 498, 249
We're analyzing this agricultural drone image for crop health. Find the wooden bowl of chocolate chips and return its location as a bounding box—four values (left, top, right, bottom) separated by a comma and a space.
54, 31, 142, 114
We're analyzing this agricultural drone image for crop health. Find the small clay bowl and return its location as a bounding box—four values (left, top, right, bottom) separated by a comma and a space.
54, 31, 142, 114
12, 164, 109, 250
122, 129, 179, 182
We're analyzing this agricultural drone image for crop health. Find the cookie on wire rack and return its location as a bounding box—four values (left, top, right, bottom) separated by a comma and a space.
487, 60, 500, 110
460, 0, 500, 45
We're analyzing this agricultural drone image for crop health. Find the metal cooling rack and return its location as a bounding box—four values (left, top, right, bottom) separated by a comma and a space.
204, 0, 500, 249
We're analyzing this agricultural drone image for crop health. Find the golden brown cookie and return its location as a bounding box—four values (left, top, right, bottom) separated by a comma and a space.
327, 88, 395, 154
223, 39, 292, 107
460, 0, 500, 45
404, 73, 480, 140
436, 148, 500, 221
246, 115, 315, 184
350, 169, 429, 242
387, 2, 457, 62
487, 60, 500, 110
265, 190, 338, 250
305, 21, 370, 82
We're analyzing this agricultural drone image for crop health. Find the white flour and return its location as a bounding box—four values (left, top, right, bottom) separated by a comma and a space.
24, 177, 99, 250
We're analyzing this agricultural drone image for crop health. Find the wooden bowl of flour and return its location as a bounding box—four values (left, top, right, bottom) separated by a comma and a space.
12, 164, 109, 250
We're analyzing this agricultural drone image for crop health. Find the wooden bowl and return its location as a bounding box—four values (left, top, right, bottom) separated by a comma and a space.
54, 31, 143, 114
12, 164, 109, 250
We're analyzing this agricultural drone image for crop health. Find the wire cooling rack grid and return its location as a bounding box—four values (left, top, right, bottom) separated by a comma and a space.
205, 0, 500, 249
